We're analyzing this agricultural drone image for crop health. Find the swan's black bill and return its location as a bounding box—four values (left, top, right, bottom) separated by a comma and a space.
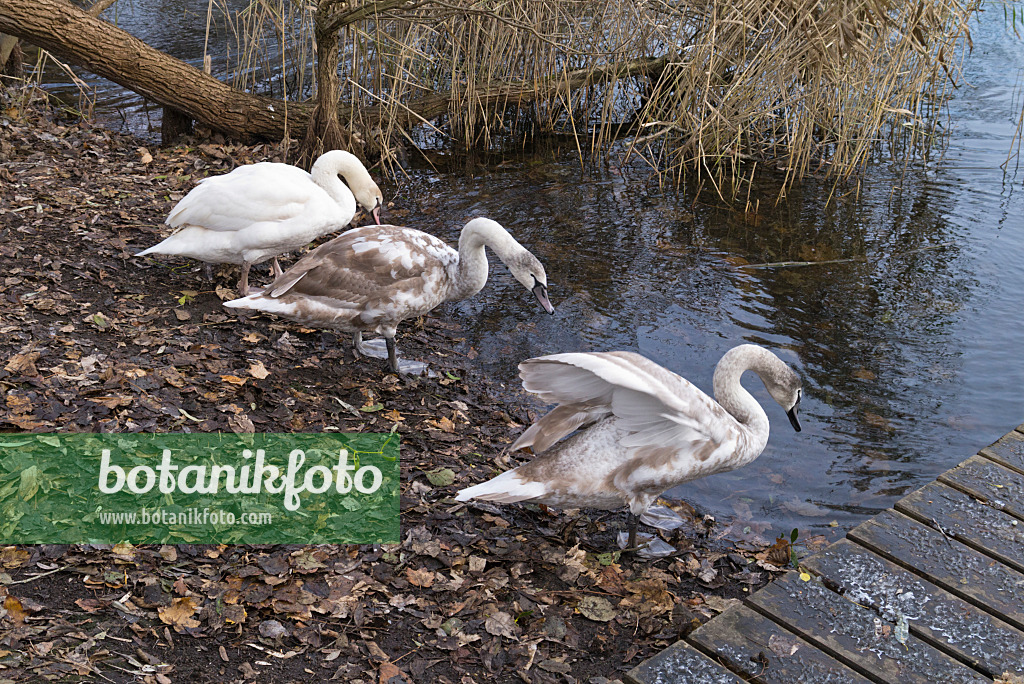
533, 283, 555, 314
787, 406, 801, 432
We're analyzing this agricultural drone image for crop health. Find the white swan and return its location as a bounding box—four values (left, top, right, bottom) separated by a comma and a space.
135, 150, 384, 294
455, 345, 802, 548
224, 217, 555, 373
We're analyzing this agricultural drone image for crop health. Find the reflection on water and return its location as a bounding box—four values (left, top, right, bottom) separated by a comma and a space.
38, 3, 1024, 542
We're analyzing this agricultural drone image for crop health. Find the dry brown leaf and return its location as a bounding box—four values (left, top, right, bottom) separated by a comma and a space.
228, 413, 255, 434
249, 360, 270, 379
620, 579, 675, 617
223, 604, 246, 624
74, 598, 107, 613
221, 374, 247, 386
484, 611, 519, 638
405, 568, 435, 588
158, 597, 200, 631
0, 546, 30, 569
4, 350, 40, 376
378, 661, 412, 684
89, 395, 132, 410
425, 415, 456, 433
111, 542, 136, 558
3, 595, 28, 625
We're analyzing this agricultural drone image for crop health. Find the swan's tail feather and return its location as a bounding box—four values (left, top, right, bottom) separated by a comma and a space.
223, 293, 287, 314
455, 469, 547, 504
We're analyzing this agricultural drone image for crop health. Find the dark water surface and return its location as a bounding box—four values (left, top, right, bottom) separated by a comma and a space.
42, 3, 1024, 543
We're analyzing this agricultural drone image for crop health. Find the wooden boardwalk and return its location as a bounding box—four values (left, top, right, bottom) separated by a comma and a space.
627, 424, 1024, 683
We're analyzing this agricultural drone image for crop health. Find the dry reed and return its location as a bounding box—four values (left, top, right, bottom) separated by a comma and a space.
213, 0, 980, 193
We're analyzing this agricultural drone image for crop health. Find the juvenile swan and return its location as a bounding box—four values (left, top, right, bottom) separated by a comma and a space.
224, 217, 555, 373
136, 150, 383, 294
456, 345, 802, 548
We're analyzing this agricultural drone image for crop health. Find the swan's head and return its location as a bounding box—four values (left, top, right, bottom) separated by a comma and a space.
352, 179, 384, 225
315, 150, 384, 224
506, 251, 555, 315
766, 369, 802, 432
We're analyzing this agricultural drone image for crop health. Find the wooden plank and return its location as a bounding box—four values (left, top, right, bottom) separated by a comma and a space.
848, 508, 1024, 631
747, 572, 989, 683
938, 454, 1024, 520
896, 480, 1024, 574
803, 538, 1024, 677
981, 429, 1024, 475
625, 639, 743, 684
688, 603, 871, 684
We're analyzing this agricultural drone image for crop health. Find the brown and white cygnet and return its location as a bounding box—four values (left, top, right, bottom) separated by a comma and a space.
136, 150, 383, 295
456, 345, 802, 549
224, 217, 555, 373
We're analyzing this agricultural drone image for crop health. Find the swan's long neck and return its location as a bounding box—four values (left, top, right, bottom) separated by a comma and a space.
310, 157, 357, 219
450, 218, 521, 300
712, 345, 779, 451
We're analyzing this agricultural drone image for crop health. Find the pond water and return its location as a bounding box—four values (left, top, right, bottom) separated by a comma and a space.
38, 3, 1024, 545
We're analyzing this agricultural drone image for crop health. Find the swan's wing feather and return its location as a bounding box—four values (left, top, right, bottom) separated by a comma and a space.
167, 163, 331, 231
268, 226, 455, 307
509, 401, 611, 453
517, 352, 736, 454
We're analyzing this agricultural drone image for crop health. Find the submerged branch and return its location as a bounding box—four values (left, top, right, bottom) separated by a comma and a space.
737, 243, 953, 270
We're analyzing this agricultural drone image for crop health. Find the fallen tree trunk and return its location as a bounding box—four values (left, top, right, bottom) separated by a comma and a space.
0, 0, 306, 138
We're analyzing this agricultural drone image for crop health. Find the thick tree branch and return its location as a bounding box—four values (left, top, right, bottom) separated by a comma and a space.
323, 0, 422, 36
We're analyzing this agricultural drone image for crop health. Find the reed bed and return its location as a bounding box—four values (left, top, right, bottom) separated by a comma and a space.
217, 0, 980, 192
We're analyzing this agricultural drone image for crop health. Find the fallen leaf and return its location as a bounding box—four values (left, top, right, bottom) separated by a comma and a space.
249, 360, 270, 379
406, 568, 435, 588
259, 619, 288, 639
378, 660, 412, 683
18, 466, 40, 501
221, 375, 247, 386
3, 595, 28, 625
425, 468, 455, 487
4, 350, 40, 376
158, 597, 200, 631
0, 547, 31, 569
425, 415, 456, 432
484, 611, 519, 638
768, 632, 801, 657
577, 595, 615, 622
74, 598, 107, 613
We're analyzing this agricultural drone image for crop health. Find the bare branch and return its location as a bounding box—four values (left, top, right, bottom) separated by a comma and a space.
87, 0, 118, 18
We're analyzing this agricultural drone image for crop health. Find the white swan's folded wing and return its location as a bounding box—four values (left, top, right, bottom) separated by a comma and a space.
513, 352, 735, 455
166, 164, 324, 231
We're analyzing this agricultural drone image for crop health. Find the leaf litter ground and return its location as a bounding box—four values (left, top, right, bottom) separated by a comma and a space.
0, 88, 815, 683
